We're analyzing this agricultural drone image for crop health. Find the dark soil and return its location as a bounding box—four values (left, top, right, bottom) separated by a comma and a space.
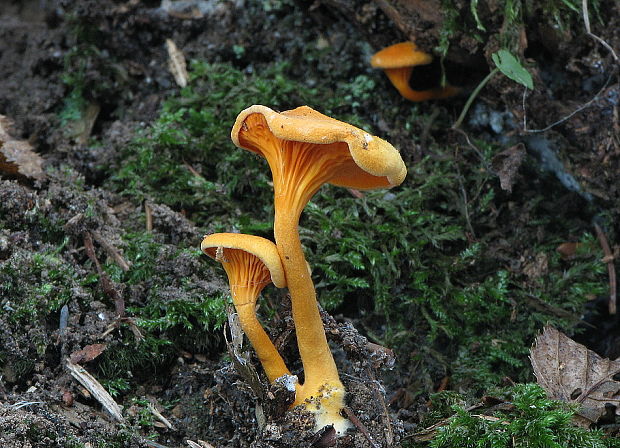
1, 0, 619, 447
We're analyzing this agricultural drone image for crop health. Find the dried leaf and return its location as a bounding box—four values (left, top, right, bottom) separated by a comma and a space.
65, 102, 100, 145
491, 143, 526, 193
166, 39, 188, 88
530, 325, 620, 424
522, 252, 548, 280
0, 115, 44, 180
187, 441, 216, 448
224, 309, 265, 399
161, 0, 207, 19
69, 344, 107, 364
556, 242, 582, 259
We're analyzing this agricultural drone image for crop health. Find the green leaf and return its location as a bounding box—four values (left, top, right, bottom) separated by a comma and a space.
491, 49, 534, 90
470, 0, 486, 31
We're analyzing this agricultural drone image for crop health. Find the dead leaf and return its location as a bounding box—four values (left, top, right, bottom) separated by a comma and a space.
530, 325, 620, 424
0, 115, 45, 180
187, 441, 216, 448
166, 39, 188, 88
491, 143, 526, 193
161, 0, 207, 19
556, 242, 582, 259
224, 308, 265, 399
64, 102, 100, 145
69, 344, 107, 364
522, 252, 548, 280
347, 188, 364, 198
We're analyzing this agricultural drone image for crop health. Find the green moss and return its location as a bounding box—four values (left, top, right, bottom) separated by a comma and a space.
409, 384, 620, 448
59, 17, 119, 133
108, 61, 374, 230
0, 245, 76, 326
104, 46, 607, 398
297, 133, 607, 392
437, 0, 603, 57
103, 232, 227, 337
87, 231, 226, 391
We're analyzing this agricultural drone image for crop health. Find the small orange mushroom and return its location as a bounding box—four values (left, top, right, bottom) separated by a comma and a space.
370, 41, 459, 101
201, 233, 290, 383
231, 105, 406, 433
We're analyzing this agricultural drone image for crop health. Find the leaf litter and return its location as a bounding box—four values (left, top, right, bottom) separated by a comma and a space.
531, 325, 620, 425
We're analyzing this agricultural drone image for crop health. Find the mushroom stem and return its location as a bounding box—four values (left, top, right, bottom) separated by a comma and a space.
274, 208, 342, 392
230, 284, 291, 383
274, 206, 349, 434
263, 139, 348, 400
384, 67, 460, 102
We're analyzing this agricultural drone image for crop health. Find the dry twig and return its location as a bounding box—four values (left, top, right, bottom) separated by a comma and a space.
342, 407, 380, 448
147, 401, 175, 430
145, 201, 153, 232
523, 0, 618, 134
594, 222, 617, 315
582, 0, 618, 61
91, 230, 131, 272
522, 71, 616, 133
84, 232, 143, 340
66, 359, 124, 422
187, 441, 216, 448
84, 232, 125, 317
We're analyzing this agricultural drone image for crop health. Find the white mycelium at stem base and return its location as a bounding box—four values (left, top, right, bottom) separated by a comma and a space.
232, 105, 407, 434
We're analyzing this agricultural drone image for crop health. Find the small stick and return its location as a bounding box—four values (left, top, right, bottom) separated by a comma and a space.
91, 230, 131, 272
147, 401, 175, 430
84, 232, 126, 317
187, 441, 216, 448
594, 223, 617, 315
184, 160, 205, 179
145, 201, 153, 232
342, 406, 380, 448
9, 401, 44, 409
582, 0, 618, 61
368, 369, 393, 446
66, 359, 124, 422
454, 156, 476, 240
347, 188, 364, 199
144, 441, 171, 448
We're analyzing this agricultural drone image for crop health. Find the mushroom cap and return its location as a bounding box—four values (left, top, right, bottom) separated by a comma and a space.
231, 105, 407, 190
201, 233, 286, 288
370, 42, 433, 69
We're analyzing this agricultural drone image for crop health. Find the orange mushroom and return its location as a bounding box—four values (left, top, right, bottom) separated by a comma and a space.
201, 233, 290, 383
231, 105, 406, 433
370, 41, 460, 101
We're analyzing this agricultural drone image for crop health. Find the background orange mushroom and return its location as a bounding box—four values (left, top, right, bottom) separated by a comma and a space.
371, 41, 460, 101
